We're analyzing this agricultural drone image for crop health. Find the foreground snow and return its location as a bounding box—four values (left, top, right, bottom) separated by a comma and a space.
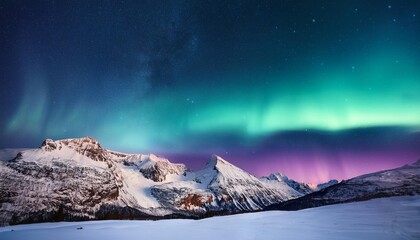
1, 196, 419, 240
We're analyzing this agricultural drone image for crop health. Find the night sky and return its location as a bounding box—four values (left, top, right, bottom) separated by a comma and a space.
1, 0, 420, 183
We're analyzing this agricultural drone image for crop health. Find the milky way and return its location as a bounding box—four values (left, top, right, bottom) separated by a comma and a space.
1, 1, 419, 183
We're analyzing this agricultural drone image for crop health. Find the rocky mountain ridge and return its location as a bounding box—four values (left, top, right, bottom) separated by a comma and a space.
0, 137, 337, 226
265, 159, 420, 211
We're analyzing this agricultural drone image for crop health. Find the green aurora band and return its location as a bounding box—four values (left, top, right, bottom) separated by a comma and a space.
7, 47, 418, 152
104, 50, 419, 150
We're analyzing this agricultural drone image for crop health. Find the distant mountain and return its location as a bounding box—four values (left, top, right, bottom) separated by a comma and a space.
312, 179, 339, 191
0, 137, 311, 226
260, 173, 338, 196
265, 160, 420, 211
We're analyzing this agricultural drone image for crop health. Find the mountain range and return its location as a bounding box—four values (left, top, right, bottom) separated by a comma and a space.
266, 159, 420, 211
0, 137, 418, 226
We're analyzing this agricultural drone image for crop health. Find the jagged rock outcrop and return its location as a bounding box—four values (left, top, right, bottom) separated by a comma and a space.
261, 173, 313, 195
41, 137, 107, 162
136, 154, 187, 182
0, 149, 120, 225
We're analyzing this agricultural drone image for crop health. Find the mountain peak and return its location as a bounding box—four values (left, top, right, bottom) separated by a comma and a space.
204, 155, 242, 174
138, 154, 171, 167
144, 154, 167, 162
266, 173, 288, 181
41, 136, 100, 149
40, 137, 106, 161
207, 154, 231, 168
138, 154, 187, 182
262, 173, 314, 195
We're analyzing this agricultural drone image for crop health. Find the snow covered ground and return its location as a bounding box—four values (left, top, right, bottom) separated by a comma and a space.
1, 196, 419, 240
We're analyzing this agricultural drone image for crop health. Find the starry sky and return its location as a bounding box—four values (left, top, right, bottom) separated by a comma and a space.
1, 0, 420, 183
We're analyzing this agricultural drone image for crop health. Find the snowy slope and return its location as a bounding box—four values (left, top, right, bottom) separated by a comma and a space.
0, 137, 305, 225
267, 160, 420, 211
1, 196, 419, 240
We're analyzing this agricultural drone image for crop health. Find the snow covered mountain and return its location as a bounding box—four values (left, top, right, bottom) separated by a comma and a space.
261, 173, 313, 195
260, 173, 338, 196
0, 137, 308, 226
266, 160, 420, 211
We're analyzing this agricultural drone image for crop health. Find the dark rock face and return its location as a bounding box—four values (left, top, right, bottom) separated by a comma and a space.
151, 186, 214, 213
179, 194, 213, 210
94, 205, 160, 221
139, 160, 187, 182
41, 139, 58, 151
0, 158, 120, 225
0, 137, 140, 226
0, 160, 119, 224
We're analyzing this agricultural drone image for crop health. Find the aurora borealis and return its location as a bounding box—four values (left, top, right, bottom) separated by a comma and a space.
1, 1, 420, 183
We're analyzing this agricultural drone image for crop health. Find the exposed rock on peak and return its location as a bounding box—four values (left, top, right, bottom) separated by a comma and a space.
205, 155, 243, 173
261, 173, 314, 195
264, 173, 288, 181
40, 139, 57, 151
138, 154, 188, 182
205, 154, 226, 169
40, 137, 106, 162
